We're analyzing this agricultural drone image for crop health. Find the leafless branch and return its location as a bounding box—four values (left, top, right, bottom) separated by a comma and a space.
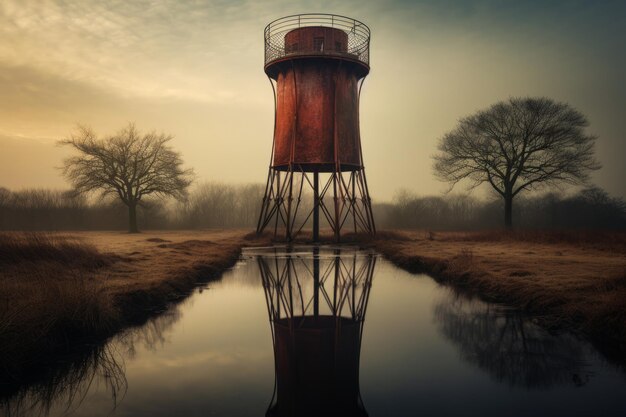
59, 123, 194, 232
432, 97, 600, 227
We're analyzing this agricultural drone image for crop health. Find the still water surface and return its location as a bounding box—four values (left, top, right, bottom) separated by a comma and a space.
5, 246, 625, 416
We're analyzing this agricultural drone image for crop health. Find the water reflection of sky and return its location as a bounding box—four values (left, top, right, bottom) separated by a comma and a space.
4, 248, 626, 417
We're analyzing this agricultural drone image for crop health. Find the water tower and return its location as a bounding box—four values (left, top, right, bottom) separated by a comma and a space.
256, 14, 376, 241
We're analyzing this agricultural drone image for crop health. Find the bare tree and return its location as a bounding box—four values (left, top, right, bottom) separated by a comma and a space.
60, 124, 194, 233
433, 97, 600, 227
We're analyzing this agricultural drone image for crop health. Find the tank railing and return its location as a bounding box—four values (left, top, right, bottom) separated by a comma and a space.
264, 13, 370, 67
265, 15, 370, 38
264, 16, 370, 43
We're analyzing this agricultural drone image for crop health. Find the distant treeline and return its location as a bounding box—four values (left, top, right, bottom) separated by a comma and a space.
0, 183, 264, 231
0, 188, 133, 231
376, 186, 626, 230
0, 184, 624, 231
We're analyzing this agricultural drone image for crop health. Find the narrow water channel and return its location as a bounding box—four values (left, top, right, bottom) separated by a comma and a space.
3, 246, 625, 416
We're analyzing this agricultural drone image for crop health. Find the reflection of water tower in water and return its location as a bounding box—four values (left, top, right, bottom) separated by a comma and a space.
257, 14, 376, 241
255, 247, 376, 417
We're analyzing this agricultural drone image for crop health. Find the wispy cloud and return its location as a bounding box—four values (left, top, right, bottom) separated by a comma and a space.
0, 0, 278, 102
4, 0, 621, 103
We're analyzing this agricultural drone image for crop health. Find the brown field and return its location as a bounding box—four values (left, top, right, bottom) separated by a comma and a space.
371, 230, 626, 361
1, 228, 625, 390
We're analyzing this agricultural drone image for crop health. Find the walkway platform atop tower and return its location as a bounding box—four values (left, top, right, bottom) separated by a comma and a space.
264, 14, 371, 76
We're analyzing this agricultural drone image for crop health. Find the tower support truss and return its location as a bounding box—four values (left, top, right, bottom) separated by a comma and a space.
256, 167, 375, 241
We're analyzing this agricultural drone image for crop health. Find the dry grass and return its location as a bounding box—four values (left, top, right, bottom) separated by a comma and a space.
433, 229, 626, 252
372, 230, 626, 362
0, 234, 118, 385
0, 230, 269, 389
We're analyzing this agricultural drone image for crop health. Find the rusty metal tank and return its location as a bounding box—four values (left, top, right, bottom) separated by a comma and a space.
258, 14, 375, 241
264, 17, 370, 172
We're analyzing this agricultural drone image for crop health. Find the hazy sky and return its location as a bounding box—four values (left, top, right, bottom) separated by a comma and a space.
1, 0, 624, 201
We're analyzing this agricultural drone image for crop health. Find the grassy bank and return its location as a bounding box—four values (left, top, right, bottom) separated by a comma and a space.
372, 230, 626, 362
0, 230, 267, 391
2, 228, 625, 392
